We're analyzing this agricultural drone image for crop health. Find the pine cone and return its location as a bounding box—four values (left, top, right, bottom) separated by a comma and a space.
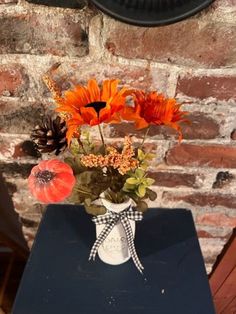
31, 116, 67, 155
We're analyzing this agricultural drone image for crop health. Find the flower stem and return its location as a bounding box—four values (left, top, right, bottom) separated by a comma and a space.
74, 187, 91, 195
98, 124, 106, 153
77, 138, 87, 154
140, 126, 151, 149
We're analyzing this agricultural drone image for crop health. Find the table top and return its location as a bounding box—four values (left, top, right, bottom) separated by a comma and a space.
13, 205, 215, 314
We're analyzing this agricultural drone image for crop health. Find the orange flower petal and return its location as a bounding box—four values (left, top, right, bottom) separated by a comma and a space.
121, 106, 139, 122
88, 79, 101, 102
99, 106, 111, 122
80, 107, 98, 125
106, 112, 121, 124
55, 79, 128, 130
135, 118, 149, 129
101, 79, 119, 101
76, 85, 91, 105
127, 90, 188, 138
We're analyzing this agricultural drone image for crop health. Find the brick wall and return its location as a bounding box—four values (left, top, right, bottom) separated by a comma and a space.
0, 0, 236, 273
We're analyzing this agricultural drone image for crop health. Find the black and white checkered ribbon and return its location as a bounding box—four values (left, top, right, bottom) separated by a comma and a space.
89, 207, 144, 274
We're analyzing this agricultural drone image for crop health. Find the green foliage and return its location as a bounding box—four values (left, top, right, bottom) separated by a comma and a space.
135, 200, 148, 212
64, 156, 86, 175
67, 166, 110, 215
84, 198, 106, 216
122, 164, 157, 212
123, 168, 155, 198
103, 189, 127, 204
69, 131, 104, 157
146, 188, 157, 201
137, 149, 155, 170
65, 135, 157, 215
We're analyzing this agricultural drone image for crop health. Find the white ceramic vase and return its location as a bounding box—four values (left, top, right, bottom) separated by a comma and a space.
96, 195, 135, 265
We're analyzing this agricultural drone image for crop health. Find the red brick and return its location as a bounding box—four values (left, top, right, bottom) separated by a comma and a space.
176, 75, 236, 100
0, 64, 28, 96
0, 12, 89, 57
148, 171, 200, 188
55, 61, 169, 93
110, 112, 219, 140
166, 144, 236, 168
197, 230, 231, 239
231, 129, 236, 140
196, 213, 236, 227
197, 230, 213, 238
142, 142, 157, 153
0, 100, 46, 133
103, 18, 236, 68
163, 192, 236, 209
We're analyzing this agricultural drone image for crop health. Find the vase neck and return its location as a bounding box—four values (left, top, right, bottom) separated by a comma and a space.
100, 194, 132, 213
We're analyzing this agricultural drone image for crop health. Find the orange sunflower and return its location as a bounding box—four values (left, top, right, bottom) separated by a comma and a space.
122, 90, 188, 141
56, 79, 128, 144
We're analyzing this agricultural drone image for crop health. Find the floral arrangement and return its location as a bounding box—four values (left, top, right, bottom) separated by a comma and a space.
28, 64, 188, 216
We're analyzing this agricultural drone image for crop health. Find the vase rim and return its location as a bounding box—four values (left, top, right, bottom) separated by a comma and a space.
100, 192, 132, 213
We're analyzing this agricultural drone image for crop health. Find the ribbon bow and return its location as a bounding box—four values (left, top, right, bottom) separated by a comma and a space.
89, 207, 144, 274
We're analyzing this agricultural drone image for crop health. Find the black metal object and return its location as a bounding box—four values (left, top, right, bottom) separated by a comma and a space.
12, 205, 215, 314
91, 0, 214, 26
26, 0, 87, 9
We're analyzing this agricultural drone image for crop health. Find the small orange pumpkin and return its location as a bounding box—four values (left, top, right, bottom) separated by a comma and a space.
28, 159, 76, 203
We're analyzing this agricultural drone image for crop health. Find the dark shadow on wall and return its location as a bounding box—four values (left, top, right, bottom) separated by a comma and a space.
0, 172, 29, 258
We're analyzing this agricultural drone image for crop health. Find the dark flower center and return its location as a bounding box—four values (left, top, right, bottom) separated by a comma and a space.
85, 101, 106, 116
36, 170, 55, 185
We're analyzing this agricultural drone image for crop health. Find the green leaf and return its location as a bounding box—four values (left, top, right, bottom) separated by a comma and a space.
146, 188, 157, 201
137, 184, 146, 198
84, 203, 107, 216
69, 140, 81, 155
68, 185, 87, 204
135, 168, 145, 179
138, 149, 145, 161
145, 153, 156, 161
84, 198, 92, 206
77, 171, 94, 185
135, 200, 148, 213
139, 162, 148, 171
64, 156, 86, 175
123, 182, 135, 191
126, 177, 139, 185
146, 178, 155, 186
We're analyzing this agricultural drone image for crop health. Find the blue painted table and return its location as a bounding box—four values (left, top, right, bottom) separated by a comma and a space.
13, 205, 215, 314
